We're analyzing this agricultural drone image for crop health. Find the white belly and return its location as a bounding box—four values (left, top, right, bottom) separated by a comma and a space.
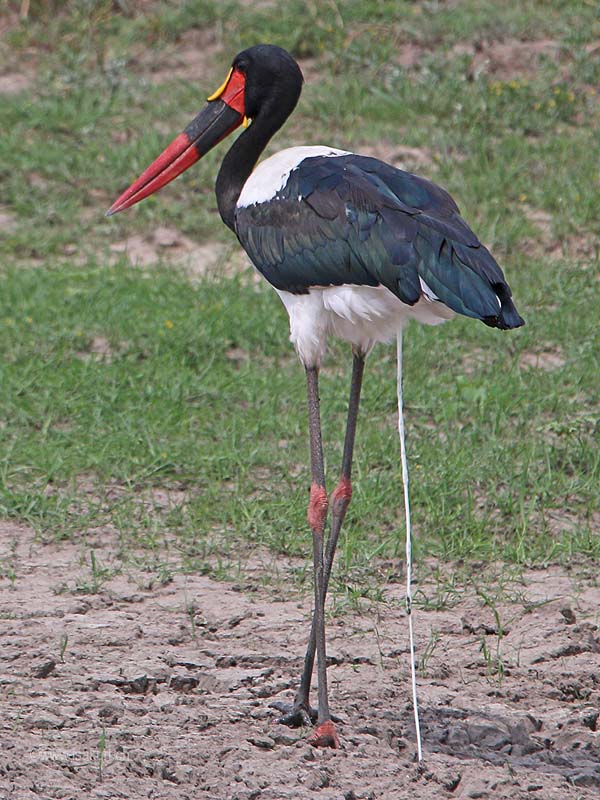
276, 284, 454, 367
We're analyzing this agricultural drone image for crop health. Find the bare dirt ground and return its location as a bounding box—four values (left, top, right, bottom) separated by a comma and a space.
1, 521, 599, 800
109, 227, 227, 274
2, 20, 599, 798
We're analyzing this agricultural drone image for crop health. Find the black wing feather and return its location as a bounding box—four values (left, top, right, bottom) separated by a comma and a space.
234, 153, 524, 329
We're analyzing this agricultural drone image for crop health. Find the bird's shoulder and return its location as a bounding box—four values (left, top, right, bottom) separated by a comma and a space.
236, 151, 478, 250
296, 152, 461, 219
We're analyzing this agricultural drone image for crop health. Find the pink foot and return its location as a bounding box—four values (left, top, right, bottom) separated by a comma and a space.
307, 720, 340, 749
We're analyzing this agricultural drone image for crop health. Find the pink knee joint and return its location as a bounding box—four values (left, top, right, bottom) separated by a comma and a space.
331, 477, 352, 514
332, 477, 352, 502
308, 484, 328, 532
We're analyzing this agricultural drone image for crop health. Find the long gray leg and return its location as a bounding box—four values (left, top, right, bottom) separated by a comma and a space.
274, 353, 365, 743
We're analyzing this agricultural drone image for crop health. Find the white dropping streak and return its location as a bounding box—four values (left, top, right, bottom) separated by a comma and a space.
396, 328, 423, 763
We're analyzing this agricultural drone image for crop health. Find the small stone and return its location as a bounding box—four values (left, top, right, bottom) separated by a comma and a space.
357, 725, 379, 737
459, 779, 488, 799
165, 654, 210, 669
582, 711, 599, 731
126, 674, 149, 694
216, 655, 238, 667
32, 659, 56, 679
571, 773, 599, 788
305, 769, 329, 790
98, 703, 121, 723
447, 725, 470, 748
468, 722, 511, 750
170, 674, 199, 692
23, 713, 63, 730
67, 600, 90, 614
443, 774, 462, 792
248, 735, 275, 750
525, 714, 543, 732
560, 606, 576, 624
160, 764, 180, 783
272, 731, 299, 746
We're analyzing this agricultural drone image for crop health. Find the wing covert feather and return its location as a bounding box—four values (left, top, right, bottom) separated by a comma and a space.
234, 153, 523, 328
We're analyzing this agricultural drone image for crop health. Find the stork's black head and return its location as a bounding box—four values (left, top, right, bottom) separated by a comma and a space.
107, 45, 303, 216
231, 44, 304, 122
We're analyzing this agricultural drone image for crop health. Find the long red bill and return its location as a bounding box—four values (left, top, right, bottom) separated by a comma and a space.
107, 68, 246, 216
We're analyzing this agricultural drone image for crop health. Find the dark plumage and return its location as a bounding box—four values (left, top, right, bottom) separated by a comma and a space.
236, 154, 524, 330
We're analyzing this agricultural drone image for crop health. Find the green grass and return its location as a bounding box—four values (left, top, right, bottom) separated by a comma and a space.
1, 1, 599, 590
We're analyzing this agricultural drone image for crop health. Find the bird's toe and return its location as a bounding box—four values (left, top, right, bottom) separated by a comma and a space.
307, 720, 340, 749
270, 700, 317, 728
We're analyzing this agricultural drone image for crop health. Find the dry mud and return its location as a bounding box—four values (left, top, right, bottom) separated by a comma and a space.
1, 522, 599, 800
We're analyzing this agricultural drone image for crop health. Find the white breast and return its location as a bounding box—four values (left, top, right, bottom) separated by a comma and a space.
237, 145, 349, 207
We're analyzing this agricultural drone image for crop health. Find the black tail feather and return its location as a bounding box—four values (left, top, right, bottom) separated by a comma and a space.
491, 282, 525, 329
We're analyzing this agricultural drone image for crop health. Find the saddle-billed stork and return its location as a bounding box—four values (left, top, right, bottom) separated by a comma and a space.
107, 44, 524, 754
